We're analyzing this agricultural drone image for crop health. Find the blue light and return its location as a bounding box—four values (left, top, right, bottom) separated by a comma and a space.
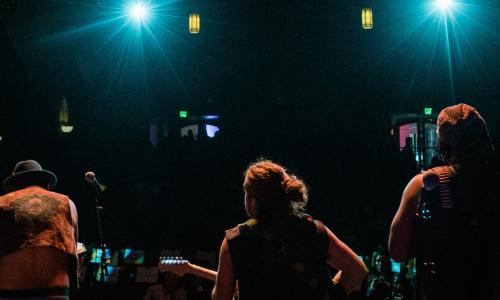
434, 0, 454, 11
206, 125, 219, 138
391, 260, 401, 273
202, 115, 220, 120
128, 2, 149, 23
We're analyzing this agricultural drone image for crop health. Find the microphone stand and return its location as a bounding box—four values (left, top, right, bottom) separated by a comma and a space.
93, 189, 110, 289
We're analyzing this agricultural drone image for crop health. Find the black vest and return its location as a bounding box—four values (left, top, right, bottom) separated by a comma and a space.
226, 215, 334, 300
416, 165, 500, 300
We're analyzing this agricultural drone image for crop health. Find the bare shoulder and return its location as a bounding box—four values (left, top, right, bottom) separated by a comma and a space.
219, 237, 231, 260
405, 173, 424, 195
389, 173, 423, 262
397, 174, 422, 212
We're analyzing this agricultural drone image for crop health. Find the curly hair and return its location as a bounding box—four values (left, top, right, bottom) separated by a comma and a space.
243, 159, 308, 226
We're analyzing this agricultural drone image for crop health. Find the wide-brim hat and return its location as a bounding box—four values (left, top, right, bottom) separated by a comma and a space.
2, 160, 57, 192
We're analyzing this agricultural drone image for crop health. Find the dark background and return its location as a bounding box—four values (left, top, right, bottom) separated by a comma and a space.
1, 0, 500, 255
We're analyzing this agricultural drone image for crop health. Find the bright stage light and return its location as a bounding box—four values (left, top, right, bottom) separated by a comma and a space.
435, 0, 454, 10
128, 3, 148, 22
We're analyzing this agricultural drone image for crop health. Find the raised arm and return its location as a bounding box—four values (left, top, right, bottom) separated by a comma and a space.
212, 238, 236, 300
325, 227, 367, 294
389, 174, 422, 262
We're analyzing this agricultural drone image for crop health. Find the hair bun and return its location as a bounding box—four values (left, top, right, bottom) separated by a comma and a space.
284, 175, 308, 204
244, 160, 309, 220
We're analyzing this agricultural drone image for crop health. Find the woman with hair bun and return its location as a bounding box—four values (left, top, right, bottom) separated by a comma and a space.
212, 160, 367, 300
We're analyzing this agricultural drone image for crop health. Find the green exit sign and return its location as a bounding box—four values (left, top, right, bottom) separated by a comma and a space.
179, 111, 188, 118
424, 107, 432, 115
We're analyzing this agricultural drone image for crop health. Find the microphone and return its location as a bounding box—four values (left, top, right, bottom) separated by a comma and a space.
84, 171, 106, 193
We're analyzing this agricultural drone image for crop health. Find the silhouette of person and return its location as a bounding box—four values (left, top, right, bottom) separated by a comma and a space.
366, 248, 393, 300
389, 104, 500, 300
212, 160, 367, 300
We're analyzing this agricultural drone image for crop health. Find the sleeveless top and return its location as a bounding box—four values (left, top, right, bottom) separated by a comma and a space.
226, 214, 333, 300
0, 186, 76, 257
417, 165, 500, 300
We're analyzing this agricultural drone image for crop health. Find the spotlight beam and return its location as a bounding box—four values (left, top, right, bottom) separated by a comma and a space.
128, 2, 149, 22
435, 0, 454, 11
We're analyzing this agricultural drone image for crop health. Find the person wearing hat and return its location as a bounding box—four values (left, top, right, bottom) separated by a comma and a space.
389, 104, 500, 300
0, 160, 78, 300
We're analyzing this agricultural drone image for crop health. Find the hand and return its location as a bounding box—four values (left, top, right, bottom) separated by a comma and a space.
332, 270, 342, 285
76, 242, 86, 255
331, 271, 362, 295
370, 276, 389, 289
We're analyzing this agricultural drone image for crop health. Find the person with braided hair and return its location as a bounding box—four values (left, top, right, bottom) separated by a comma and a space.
212, 160, 366, 300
